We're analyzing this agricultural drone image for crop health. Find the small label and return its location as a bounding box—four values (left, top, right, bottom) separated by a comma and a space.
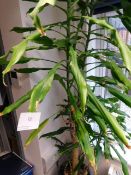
17, 112, 41, 131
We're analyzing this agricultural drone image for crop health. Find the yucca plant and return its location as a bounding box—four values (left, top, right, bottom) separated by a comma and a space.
1, 0, 131, 174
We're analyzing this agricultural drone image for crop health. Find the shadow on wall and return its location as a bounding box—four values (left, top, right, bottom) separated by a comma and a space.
98, 155, 131, 175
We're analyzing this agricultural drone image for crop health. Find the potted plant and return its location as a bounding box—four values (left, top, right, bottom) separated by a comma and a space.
0, 0, 131, 174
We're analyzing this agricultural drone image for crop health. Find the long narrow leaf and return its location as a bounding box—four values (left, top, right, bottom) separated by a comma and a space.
2, 32, 40, 79
25, 118, 49, 147
84, 16, 131, 73
69, 93, 96, 174
30, 0, 56, 33
69, 47, 87, 113
0, 90, 32, 117
87, 85, 131, 148
108, 86, 131, 107
40, 127, 69, 138
15, 67, 52, 73
28, 62, 62, 112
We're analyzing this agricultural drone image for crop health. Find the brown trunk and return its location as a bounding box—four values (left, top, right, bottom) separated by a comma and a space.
70, 121, 79, 175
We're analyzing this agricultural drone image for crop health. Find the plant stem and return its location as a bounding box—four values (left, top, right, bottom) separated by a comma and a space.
67, 1, 79, 175
67, 0, 71, 96
85, 1, 96, 51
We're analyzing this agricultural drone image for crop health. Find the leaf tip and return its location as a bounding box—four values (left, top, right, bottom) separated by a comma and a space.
126, 143, 131, 149
0, 112, 3, 117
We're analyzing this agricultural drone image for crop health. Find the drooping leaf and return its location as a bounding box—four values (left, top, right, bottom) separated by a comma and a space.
109, 61, 131, 90
2, 32, 40, 79
91, 115, 107, 134
84, 16, 131, 73
2, 40, 28, 79
87, 101, 101, 116
69, 93, 96, 174
30, 0, 56, 17
108, 86, 131, 108
87, 85, 131, 148
25, 118, 49, 147
30, 0, 56, 33
69, 47, 87, 113
112, 146, 129, 175
0, 90, 32, 117
76, 119, 96, 175
28, 62, 62, 112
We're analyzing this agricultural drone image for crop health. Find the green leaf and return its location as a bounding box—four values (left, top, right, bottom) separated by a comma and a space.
54, 74, 67, 91
91, 115, 107, 134
0, 90, 32, 117
104, 138, 111, 159
87, 101, 101, 116
0, 52, 10, 65
15, 67, 52, 73
54, 39, 68, 49
30, 0, 56, 17
112, 146, 129, 175
69, 93, 96, 173
2, 40, 28, 78
25, 118, 49, 147
40, 127, 69, 138
30, 0, 56, 32
31, 36, 54, 46
11, 27, 36, 33
84, 16, 131, 73
28, 62, 62, 112
109, 61, 131, 90
121, 0, 131, 17
95, 145, 102, 165
2, 32, 40, 79
87, 76, 116, 86
69, 47, 87, 113
76, 119, 96, 174
87, 85, 130, 148
56, 143, 78, 156
108, 86, 131, 108
0, 56, 43, 65
18, 56, 43, 64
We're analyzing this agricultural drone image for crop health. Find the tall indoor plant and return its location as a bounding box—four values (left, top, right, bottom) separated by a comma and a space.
0, 0, 131, 174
